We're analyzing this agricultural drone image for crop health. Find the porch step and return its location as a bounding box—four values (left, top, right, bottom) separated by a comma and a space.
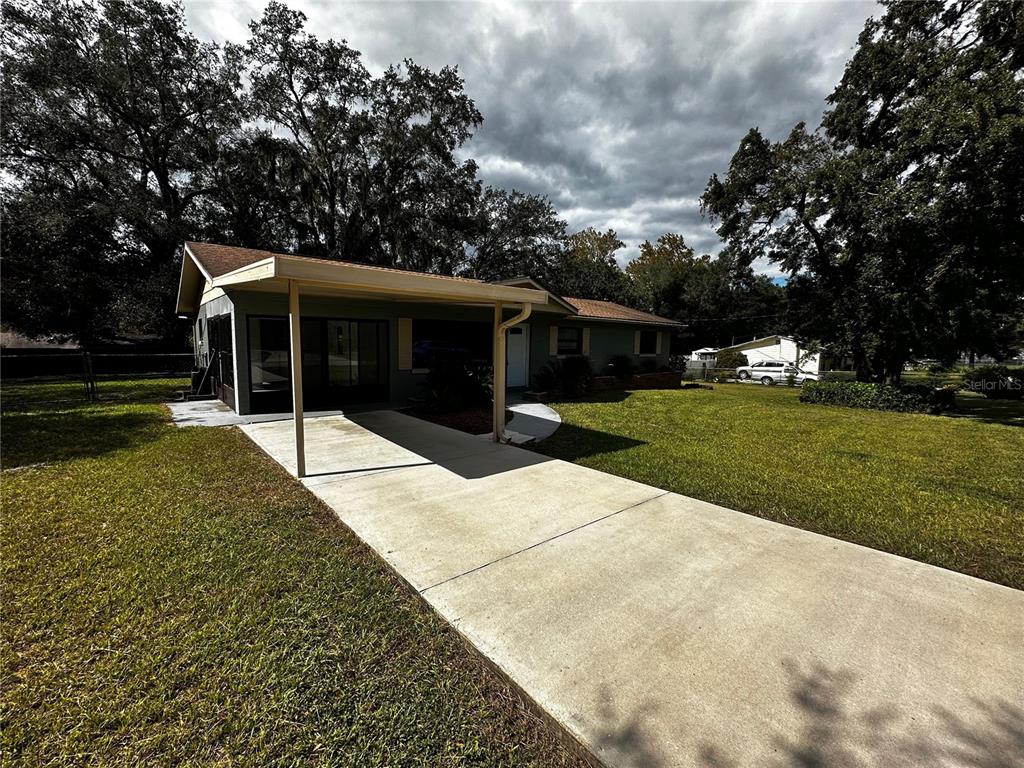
502, 429, 536, 446
176, 388, 217, 402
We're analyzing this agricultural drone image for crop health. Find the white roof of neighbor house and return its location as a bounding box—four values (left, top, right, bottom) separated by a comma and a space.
176, 242, 548, 315
692, 347, 719, 354
722, 335, 785, 350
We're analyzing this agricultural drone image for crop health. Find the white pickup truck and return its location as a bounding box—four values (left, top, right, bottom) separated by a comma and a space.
736, 360, 818, 385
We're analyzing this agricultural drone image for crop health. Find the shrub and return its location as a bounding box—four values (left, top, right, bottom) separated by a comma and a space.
420, 360, 492, 412
821, 370, 856, 382
533, 359, 561, 392
606, 354, 634, 380
560, 355, 594, 398
800, 380, 956, 414
638, 358, 658, 374
667, 354, 688, 372
533, 356, 594, 398
962, 365, 1024, 400
714, 348, 748, 370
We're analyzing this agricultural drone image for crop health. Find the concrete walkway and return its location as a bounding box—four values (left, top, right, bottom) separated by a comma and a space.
505, 398, 562, 442
239, 411, 1024, 768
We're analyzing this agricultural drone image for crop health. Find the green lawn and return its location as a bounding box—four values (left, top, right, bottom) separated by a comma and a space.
1, 379, 586, 767
536, 383, 1024, 589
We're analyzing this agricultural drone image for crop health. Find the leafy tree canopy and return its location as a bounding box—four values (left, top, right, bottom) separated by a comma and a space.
702, 0, 1024, 382
0, 0, 563, 345
547, 228, 634, 304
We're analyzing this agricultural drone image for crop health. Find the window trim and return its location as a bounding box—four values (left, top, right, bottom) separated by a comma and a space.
637, 329, 659, 357
556, 326, 584, 357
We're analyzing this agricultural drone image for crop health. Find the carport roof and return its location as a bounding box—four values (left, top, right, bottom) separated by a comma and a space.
176, 242, 548, 314
186, 241, 484, 284
177, 242, 682, 328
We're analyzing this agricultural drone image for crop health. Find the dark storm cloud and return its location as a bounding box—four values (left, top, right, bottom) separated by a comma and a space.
184, 0, 877, 271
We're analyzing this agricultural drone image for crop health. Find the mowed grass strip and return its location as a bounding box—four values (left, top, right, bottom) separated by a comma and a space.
536, 384, 1024, 589
1, 379, 588, 767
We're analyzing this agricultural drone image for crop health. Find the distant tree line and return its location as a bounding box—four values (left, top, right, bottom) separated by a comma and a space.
5, 0, 1018, 377
0, 0, 784, 350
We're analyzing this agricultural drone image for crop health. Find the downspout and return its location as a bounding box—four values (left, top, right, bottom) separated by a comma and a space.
493, 302, 533, 442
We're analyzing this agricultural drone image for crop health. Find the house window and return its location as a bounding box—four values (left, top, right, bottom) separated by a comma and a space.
557, 326, 583, 356
638, 330, 658, 355
249, 317, 290, 394
412, 319, 490, 370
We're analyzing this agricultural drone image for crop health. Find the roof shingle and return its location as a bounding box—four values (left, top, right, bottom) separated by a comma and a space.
564, 297, 681, 326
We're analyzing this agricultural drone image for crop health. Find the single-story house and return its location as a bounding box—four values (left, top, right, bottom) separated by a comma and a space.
689, 347, 719, 361
719, 335, 821, 372
175, 242, 681, 471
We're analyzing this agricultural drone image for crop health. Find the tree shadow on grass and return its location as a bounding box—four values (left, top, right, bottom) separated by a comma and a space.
530, 421, 646, 463
947, 394, 1024, 428
0, 408, 167, 469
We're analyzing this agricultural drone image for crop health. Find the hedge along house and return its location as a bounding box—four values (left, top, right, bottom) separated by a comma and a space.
175, 242, 681, 474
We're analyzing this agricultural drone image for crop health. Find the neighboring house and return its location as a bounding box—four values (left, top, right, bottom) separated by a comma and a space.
689, 347, 719, 361
718, 335, 822, 372
175, 242, 682, 419
0, 329, 78, 350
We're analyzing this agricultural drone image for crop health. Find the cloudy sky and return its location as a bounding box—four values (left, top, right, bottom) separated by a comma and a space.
184, 1, 877, 272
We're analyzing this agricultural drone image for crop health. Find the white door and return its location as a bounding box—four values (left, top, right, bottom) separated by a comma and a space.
506, 325, 529, 387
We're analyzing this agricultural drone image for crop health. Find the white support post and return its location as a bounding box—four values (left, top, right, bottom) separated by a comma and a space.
493, 302, 506, 441
288, 279, 305, 477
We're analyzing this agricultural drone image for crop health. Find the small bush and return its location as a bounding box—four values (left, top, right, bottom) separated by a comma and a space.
420, 360, 492, 412
667, 354, 688, 371
606, 354, 634, 380
714, 349, 748, 370
800, 380, 956, 414
533, 356, 593, 398
533, 359, 561, 392
560, 355, 594, 398
962, 365, 1023, 400
821, 370, 856, 382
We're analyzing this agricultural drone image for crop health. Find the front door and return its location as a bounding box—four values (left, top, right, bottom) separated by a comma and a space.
506, 325, 529, 388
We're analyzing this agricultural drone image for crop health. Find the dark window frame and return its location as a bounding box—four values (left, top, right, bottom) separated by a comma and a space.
411, 317, 491, 370
638, 330, 658, 356
557, 326, 584, 356
245, 314, 389, 411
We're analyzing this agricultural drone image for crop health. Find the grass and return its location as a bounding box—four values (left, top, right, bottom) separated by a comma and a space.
1, 378, 587, 767
535, 383, 1024, 589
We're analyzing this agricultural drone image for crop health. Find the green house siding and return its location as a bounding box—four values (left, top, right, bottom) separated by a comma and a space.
196, 290, 674, 414
525, 316, 672, 386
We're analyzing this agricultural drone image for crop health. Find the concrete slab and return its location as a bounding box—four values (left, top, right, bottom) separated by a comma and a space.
312, 458, 665, 590
506, 400, 562, 441
238, 409, 1024, 768
166, 399, 242, 427
424, 492, 1024, 767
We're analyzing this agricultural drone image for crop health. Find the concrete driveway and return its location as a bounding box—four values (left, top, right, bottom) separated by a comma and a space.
240, 411, 1024, 768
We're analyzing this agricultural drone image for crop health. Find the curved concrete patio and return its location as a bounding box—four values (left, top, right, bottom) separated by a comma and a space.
504, 398, 563, 443
239, 410, 1024, 768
